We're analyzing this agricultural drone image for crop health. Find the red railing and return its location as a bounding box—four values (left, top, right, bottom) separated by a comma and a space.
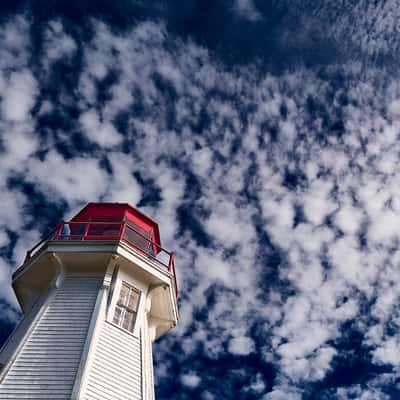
25, 220, 178, 297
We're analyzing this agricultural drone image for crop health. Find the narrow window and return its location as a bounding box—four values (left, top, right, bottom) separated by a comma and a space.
113, 282, 140, 332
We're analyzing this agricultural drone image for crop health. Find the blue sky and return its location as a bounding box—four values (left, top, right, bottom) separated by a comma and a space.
1, 1, 400, 399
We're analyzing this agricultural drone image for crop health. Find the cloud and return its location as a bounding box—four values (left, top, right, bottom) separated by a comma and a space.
228, 336, 255, 356
79, 109, 123, 147
372, 337, 400, 365
1, 70, 38, 122
233, 0, 262, 22
263, 387, 302, 400
0, 10, 400, 399
43, 20, 77, 66
335, 385, 391, 400
181, 372, 201, 388
0, 258, 19, 310
0, 15, 31, 71
25, 151, 107, 205
0, 230, 9, 248
333, 203, 363, 235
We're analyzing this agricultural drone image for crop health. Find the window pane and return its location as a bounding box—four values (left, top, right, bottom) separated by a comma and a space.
113, 282, 140, 333
123, 310, 135, 331
127, 290, 139, 311
87, 223, 120, 238
123, 226, 152, 254
119, 283, 129, 306
113, 305, 123, 325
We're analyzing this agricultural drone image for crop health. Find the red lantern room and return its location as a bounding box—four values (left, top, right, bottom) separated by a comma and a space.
59, 203, 162, 256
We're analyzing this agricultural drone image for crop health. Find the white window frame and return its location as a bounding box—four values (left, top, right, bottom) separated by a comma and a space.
111, 281, 141, 335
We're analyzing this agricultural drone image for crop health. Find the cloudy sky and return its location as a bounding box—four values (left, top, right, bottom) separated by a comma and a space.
1, 1, 400, 398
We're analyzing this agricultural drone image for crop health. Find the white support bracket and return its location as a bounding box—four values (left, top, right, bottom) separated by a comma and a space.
51, 252, 65, 288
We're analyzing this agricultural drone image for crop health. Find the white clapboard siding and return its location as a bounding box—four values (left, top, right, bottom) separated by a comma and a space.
83, 321, 142, 400
0, 275, 101, 400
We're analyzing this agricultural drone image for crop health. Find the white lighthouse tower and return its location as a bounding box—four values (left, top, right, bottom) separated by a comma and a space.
0, 203, 178, 399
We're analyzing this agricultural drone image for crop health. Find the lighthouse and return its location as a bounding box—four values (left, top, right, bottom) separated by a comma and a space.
0, 203, 178, 399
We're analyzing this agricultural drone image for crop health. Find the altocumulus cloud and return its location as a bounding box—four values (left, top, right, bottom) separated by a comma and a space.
0, 3, 400, 399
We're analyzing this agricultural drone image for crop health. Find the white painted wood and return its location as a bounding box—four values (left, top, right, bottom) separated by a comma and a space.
141, 304, 155, 400
81, 320, 142, 400
71, 258, 119, 400
0, 275, 101, 400
0, 292, 48, 380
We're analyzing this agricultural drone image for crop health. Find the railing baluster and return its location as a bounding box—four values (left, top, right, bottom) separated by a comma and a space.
83, 222, 90, 240
54, 221, 64, 240
119, 221, 126, 241
168, 252, 174, 272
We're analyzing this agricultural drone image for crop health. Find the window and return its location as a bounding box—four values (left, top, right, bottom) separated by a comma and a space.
88, 215, 122, 238
123, 223, 153, 254
113, 282, 140, 332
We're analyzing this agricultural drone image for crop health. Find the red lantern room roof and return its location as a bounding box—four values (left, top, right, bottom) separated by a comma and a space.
71, 202, 161, 247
